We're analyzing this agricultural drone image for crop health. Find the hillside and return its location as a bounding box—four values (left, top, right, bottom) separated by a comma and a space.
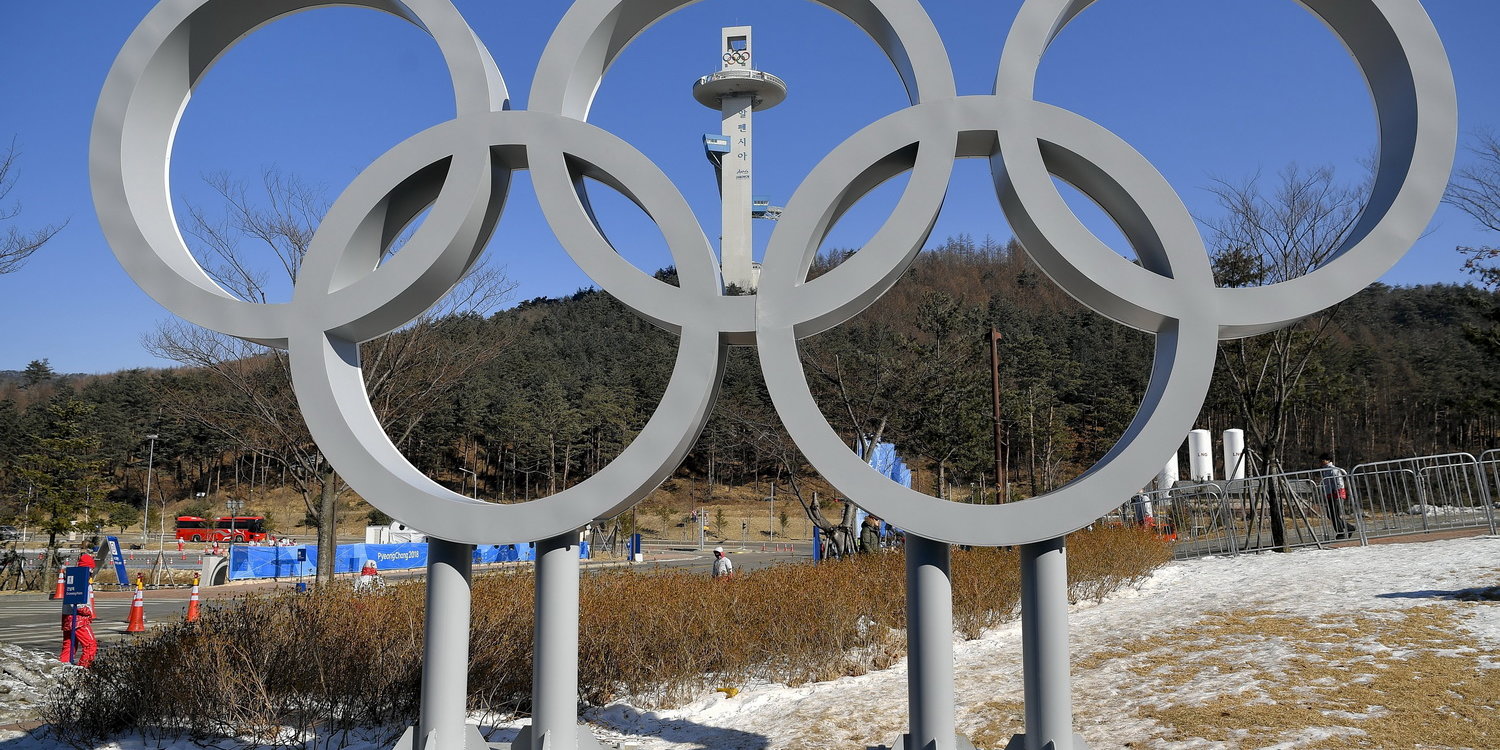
2, 237, 1498, 537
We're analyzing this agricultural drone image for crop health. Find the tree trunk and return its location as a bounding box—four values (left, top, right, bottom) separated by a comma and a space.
316, 467, 338, 584
1264, 448, 1289, 552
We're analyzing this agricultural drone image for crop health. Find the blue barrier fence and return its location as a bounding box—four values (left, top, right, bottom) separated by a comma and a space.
227, 541, 587, 581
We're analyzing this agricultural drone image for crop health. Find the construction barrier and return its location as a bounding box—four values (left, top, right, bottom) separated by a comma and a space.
125, 580, 146, 634
186, 575, 200, 622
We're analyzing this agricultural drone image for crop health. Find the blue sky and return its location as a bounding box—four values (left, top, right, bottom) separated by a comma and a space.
2, 0, 1498, 374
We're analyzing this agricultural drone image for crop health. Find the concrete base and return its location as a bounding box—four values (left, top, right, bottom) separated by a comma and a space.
495, 723, 606, 750
1004, 732, 1091, 750
868, 733, 976, 750
391, 723, 492, 750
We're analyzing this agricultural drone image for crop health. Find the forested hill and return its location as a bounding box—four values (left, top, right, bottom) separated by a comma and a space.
2, 237, 1497, 523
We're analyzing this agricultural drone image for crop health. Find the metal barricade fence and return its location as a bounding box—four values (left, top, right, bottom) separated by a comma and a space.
1480, 449, 1500, 511
1225, 470, 1342, 555
1350, 453, 1496, 539
1108, 450, 1500, 561
1108, 483, 1241, 560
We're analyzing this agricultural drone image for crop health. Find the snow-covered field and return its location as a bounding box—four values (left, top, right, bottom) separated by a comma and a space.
5, 535, 1498, 749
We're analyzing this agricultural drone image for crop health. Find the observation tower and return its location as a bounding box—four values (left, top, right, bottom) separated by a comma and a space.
693, 26, 787, 292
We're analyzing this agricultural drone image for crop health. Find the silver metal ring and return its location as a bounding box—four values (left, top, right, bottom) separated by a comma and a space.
94, 0, 1456, 545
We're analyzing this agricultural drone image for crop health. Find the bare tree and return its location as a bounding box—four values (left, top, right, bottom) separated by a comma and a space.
1445, 132, 1500, 243
729, 407, 861, 558
1444, 131, 1500, 356
148, 169, 515, 583
1204, 164, 1364, 551
0, 139, 66, 274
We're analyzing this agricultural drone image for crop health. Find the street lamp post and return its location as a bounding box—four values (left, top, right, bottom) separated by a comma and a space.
458, 467, 478, 499
21, 483, 33, 544
767, 483, 775, 544
141, 434, 158, 545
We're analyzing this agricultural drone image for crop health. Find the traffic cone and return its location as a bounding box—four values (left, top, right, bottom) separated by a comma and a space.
49, 567, 65, 600
126, 589, 146, 634
186, 575, 201, 623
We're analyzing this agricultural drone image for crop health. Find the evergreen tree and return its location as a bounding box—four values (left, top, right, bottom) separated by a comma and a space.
20, 359, 54, 389
15, 399, 105, 547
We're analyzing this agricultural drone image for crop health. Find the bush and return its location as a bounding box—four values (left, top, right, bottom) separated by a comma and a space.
46, 528, 1171, 746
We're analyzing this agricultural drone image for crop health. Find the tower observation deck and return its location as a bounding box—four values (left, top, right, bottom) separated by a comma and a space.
693, 26, 786, 292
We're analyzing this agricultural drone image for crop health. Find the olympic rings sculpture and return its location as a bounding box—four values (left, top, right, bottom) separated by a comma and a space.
92, 0, 1455, 547
724, 50, 752, 66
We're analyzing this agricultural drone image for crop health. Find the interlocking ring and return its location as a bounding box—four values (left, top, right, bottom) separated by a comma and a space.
723, 50, 752, 66
93, 0, 1456, 546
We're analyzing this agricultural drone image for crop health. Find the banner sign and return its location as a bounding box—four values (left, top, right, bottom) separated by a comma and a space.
859, 442, 910, 538
365, 543, 427, 571
473, 543, 537, 564
228, 545, 316, 580
103, 536, 129, 586
227, 541, 574, 580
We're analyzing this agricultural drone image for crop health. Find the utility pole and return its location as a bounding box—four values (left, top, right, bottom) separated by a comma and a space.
141, 434, 158, 545
990, 329, 1008, 503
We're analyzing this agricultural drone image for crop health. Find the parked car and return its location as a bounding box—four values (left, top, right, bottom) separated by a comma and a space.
0, 526, 21, 541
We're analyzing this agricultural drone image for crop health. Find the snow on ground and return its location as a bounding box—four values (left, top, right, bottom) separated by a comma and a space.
584, 535, 1500, 750
0, 641, 71, 727
3, 536, 1498, 749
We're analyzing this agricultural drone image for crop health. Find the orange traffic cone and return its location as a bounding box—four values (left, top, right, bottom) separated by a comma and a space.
186, 575, 201, 623
49, 567, 65, 600
126, 578, 147, 634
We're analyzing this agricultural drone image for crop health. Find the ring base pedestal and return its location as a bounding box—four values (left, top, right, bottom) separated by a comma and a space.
500, 724, 604, 750
1005, 732, 1090, 750
869, 732, 976, 750
392, 723, 491, 750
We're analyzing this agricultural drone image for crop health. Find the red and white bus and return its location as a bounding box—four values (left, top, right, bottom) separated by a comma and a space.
175, 516, 270, 543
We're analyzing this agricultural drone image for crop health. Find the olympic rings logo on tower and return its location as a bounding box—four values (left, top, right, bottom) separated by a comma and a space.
91, 0, 1456, 546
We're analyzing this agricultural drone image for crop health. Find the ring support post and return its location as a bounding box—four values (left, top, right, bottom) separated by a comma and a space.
890, 535, 975, 750
1007, 537, 1089, 750
394, 538, 488, 750
512, 531, 603, 750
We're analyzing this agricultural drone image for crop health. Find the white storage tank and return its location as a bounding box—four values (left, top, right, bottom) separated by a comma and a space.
1223, 428, 1247, 480
1188, 429, 1214, 482
1157, 452, 1179, 492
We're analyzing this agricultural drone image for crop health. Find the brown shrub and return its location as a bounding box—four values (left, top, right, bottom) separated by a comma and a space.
46, 528, 1170, 746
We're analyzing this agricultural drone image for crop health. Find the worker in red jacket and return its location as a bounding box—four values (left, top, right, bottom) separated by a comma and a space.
60, 602, 98, 667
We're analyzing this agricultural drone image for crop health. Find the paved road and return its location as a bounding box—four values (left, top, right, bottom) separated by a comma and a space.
0, 544, 813, 655
0, 589, 198, 653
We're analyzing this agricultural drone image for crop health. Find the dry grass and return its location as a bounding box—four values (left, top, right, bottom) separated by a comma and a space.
1081, 603, 1500, 749
45, 527, 1170, 747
